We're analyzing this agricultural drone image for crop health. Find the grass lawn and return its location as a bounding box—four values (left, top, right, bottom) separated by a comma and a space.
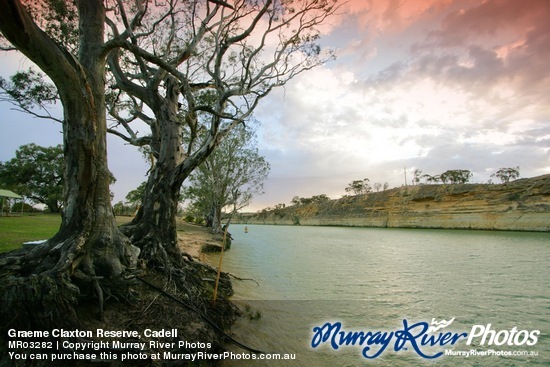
0, 214, 140, 254
0, 214, 62, 253
0, 214, 199, 254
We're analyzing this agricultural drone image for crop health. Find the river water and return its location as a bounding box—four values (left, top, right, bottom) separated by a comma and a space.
205, 225, 549, 366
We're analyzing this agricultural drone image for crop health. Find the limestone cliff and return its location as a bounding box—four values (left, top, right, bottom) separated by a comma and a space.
236, 174, 550, 231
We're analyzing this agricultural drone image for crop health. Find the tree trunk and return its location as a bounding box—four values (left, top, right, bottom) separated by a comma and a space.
121, 77, 217, 268
0, 0, 139, 339
45, 199, 61, 213
0, 5, 238, 366
121, 77, 186, 267
210, 201, 223, 234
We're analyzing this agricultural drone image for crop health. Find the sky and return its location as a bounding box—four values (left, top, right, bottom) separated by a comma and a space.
1, 0, 549, 212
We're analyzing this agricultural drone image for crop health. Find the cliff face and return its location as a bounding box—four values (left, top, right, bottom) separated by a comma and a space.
236, 174, 550, 231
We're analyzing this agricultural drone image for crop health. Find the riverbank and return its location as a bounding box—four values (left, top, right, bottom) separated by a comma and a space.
177, 221, 225, 259
0, 220, 236, 367
235, 174, 550, 232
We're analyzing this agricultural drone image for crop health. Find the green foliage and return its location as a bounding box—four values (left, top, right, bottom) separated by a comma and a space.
439, 169, 472, 184
412, 169, 422, 185
0, 144, 63, 212
9, 202, 36, 213
113, 201, 137, 216
421, 169, 473, 185
491, 166, 520, 183
25, 0, 79, 54
182, 125, 270, 231
312, 194, 330, 202
290, 194, 330, 205
345, 178, 371, 195
0, 69, 58, 110
125, 181, 147, 207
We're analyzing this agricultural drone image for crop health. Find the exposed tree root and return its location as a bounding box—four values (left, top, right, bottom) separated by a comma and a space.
0, 231, 240, 367
227, 272, 260, 287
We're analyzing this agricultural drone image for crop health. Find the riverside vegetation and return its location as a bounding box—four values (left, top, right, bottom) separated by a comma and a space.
236, 175, 550, 232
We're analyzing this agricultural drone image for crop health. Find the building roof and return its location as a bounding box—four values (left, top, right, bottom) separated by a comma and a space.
0, 189, 22, 199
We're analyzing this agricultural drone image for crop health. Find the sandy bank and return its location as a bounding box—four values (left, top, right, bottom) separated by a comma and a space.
176, 221, 224, 260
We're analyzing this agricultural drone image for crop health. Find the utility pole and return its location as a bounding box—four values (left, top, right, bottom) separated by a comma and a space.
404, 166, 408, 187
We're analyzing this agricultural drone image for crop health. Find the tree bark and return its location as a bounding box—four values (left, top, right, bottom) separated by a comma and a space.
211, 200, 223, 234
0, 5, 240, 366
0, 0, 139, 336
121, 77, 206, 268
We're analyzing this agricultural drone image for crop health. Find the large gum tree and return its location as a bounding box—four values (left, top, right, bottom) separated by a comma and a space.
0, 0, 142, 340
105, 0, 340, 268
0, 0, 340, 341
0, 1, 341, 273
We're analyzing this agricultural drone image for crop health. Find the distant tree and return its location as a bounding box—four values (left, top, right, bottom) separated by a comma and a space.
299, 197, 314, 205
10, 201, 35, 213
422, 174, 439, 184
113, 201, 125, 216
345, 178, 371, 195
491, 167, 520, 183
383, 182, 389, 191
311, 194, 330, 203
289, 195, 327, 206
183, 126, 270, 233
0, 144, 63, 213
373, 182, 382, 192
125, 181, 147, 208
440, 169, 472, 184
412, 169, 422, 185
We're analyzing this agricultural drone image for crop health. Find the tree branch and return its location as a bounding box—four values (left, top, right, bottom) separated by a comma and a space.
0, 0, 80, 89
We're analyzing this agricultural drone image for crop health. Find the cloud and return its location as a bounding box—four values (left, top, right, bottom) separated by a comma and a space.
413, 0, 550, 95
1, 0, 548, 212
244, 0, 550, 210
425, 0, 541, 47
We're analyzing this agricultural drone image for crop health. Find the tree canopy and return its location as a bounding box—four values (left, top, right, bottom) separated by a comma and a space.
491, 166, 520, 183
345, 178, 371, 195
183, 125, 270, 232
105, 0, 342, 258
421, 169, 473, 185
0, 144, 63, 212
0, 2, 341, 357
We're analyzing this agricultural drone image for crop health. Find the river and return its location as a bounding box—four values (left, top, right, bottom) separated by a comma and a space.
205, 225, 549, 366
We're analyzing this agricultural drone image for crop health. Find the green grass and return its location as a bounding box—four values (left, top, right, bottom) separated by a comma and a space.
0, 214, 62, 253
0, 215, 143, 253
0, 214, 199, 254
